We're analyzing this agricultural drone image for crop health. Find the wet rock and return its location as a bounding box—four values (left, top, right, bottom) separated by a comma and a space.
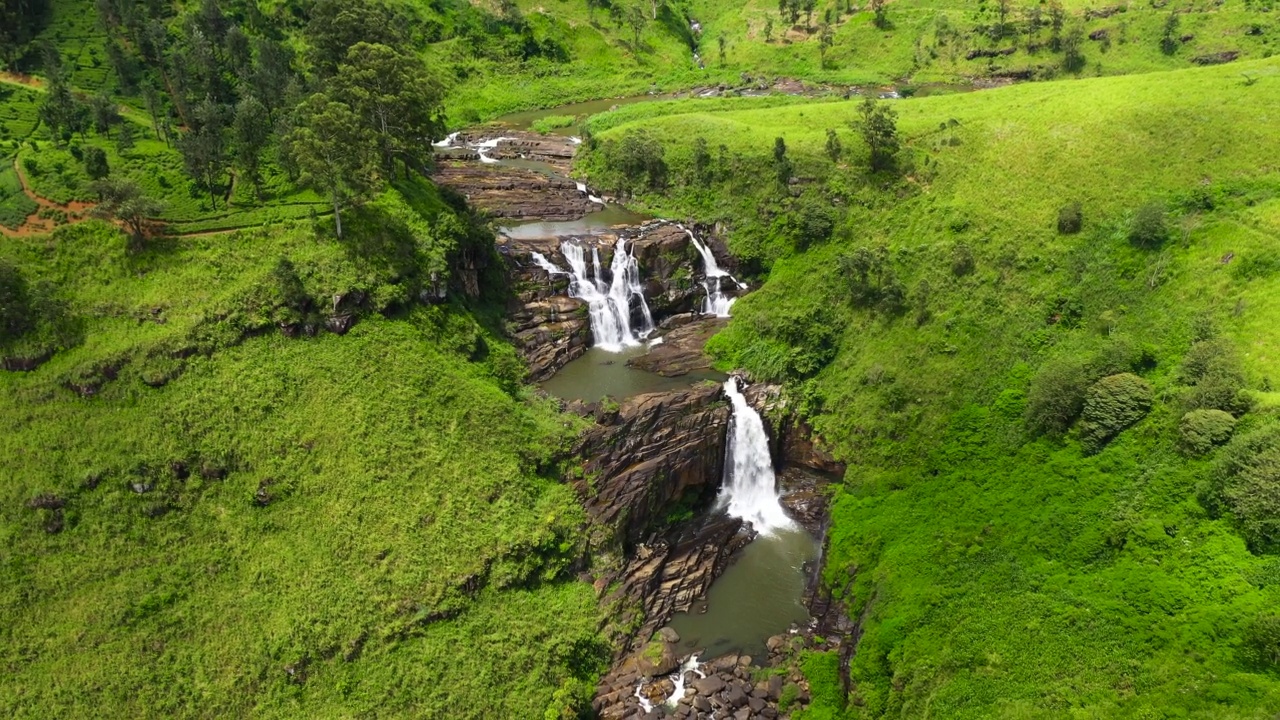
432, 163, 594, 221
741, 382, 845, 476
627, 317, 727, 377
692, 676, 725, 695
658, 626, 681, 643
778, 466, 833, 535
574, 383, 731, 547
723, 685, 747, 708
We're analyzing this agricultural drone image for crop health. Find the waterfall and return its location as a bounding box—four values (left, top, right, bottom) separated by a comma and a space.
681, 226, 746, 318
561, 239, 654, 351
718, 377, 795, 535
530, 252, 567, 276
471, 136, 514, 164
665, 655, 705, 707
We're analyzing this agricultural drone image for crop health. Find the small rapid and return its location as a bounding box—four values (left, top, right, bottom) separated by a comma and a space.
718, 377, 795, 535
562, 239, 654, 351
681, 226, 746, 318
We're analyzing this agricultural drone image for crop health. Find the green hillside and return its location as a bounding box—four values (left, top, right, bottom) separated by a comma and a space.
3, 0, 1280, 717
581, 59, 1280, 716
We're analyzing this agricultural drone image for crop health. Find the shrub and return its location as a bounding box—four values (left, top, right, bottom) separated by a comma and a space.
1025, 358, 1089, 436
1057, 202, 1083, 234
1243, 614, 1280, 669
84, 146, 110, 180
0, 260, 33, 343
1080, 373, 1153, 451
951, 242, 975, 276
1129, 202, 1169, 249
1179, 340, 1253, 416
1089, 335, 1156, 377
1179, 409, 1237, 455
1204, 423, 1280, 552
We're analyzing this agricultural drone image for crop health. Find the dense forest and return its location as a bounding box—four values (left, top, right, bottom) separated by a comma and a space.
3, 0, 1280, 717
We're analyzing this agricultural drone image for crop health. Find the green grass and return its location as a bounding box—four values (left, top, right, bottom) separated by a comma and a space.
0, 164, 37, 229
0, 190, 604, 717
583, 59, 1280, 716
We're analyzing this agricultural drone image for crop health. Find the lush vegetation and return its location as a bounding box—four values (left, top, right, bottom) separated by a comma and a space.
3, 0, 1280, 716
582, 59, 1280, 716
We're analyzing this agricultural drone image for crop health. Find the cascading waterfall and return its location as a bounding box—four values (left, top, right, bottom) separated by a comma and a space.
530, 252, 567, 276
681, 226, 746, 318
561, 239, 654, 351
718, 377, 796, 535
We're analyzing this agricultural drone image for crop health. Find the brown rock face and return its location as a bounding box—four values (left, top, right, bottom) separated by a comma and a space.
742, 382, 845, 476
574, 383, 731, 549
499, 236, 590, 382
628, 316, 727, 377
432, 163, 596, 221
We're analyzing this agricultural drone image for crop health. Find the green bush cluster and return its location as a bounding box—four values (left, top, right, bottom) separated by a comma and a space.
1080, 373, 1153, 452
1203, 423, 1280, 553
1057, 202, 1083, 234
1179, 409, 1237, 455
1129, 202, 1170, 249
1178, 339, 1253, 416
1024, 358, 1090, 436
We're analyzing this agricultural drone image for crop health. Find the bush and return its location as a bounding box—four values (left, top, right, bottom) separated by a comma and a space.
1179, 409, 1237, 455
1057, 202, 1083, 234
1080, 373, 1153, 451
84, 146, 109, 180
951, 242, 975, 276
1025, 358, 1089, 436
0, 260, 33, 343
1129, 202, 1169, 249
1204, 423, 1280, 552
1089, 335, 1156, 377
1179, 340, 1253, 416
1243, 614, 1280, 669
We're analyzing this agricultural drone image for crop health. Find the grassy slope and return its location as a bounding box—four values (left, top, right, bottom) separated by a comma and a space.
583, 59, 1280, 716
0, 198, 602, 716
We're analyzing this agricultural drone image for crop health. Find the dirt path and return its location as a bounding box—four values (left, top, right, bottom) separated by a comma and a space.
1, 157, 96, 238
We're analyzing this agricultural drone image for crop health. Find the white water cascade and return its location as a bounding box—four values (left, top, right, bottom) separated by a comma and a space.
632, 654, 705, 712
718, 377, 796, 535
681, 226, 746, 318
561, 239, 654, 351
530, 252, 568, 276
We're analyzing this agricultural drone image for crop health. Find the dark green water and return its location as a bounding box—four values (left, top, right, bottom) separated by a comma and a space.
540, 345, 724, 403
668, 525, 819, 659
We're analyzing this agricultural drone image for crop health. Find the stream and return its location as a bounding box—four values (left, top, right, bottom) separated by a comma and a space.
440, 108, 823, 697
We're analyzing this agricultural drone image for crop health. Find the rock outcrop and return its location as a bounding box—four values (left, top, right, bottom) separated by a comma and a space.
573, 382, 730, 549
432, 163, 597, 221
498, 236, 590, 381
498, 222, 732, 380
628, 315, 727, 377
742, 382, 846, 477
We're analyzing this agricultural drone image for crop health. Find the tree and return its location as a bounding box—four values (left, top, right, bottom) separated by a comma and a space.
89, 91, 120, 137
825, 128, 842, 162
334, 42, 445, 177
870, 0, 889, 29
0, 0, 50, 68
232, 95, 271, 198
177, 97, 229, 208
1061, 22, 1086, 73
115, 122, 135, 155
690, 136, 712, 184
773, 136, 792, 188
141, 80, 164, 141
285, 92, 380, 239
617, 2, 648, 51
818, 23, 834, 67
717, 34, 726, 65
90, 178, 164, 247
802, 0, 815, 28
1160, 12, 1180, 55
83, 145, 109, 180
853, 95, 899, 172
1048, 0, 1065, 51
225, 24, 252, 75
0, 260, 32, 344
764, 17, 774, 42
247, 38, 297, 120
305, 0, 408, 75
